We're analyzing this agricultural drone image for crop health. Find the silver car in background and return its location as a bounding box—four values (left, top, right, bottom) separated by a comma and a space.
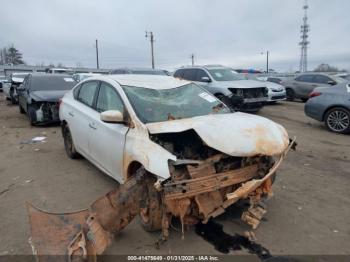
305, 83, 350, 134
240, 73, 286, 103
281, 72, 346, 102
174, 66, 268, 112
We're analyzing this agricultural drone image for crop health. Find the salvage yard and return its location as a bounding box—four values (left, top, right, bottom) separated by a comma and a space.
0, 92, 349, 256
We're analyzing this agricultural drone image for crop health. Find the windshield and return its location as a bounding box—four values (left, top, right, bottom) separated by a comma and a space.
208, 69, 245, 81
122, 83, 230, 123
333, 75, 347, 83
30, 76, 76, 91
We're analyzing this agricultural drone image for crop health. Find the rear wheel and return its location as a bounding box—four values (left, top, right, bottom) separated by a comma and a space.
63, 125, 81, 159
139, 177, 163, 232
324, 107, 350, 134
286, 88, 295, 101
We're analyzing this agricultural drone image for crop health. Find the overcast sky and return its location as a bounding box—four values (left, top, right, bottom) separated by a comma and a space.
1, 0, 349, 72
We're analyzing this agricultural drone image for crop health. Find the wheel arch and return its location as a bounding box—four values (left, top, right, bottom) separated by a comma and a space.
322, 105, 350, 121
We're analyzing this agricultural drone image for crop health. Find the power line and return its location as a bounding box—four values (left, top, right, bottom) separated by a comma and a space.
299, 0, 310, 72
145, 31, 155, 69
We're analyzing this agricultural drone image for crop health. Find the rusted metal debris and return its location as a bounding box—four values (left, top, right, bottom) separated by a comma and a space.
28, 136, 296, 260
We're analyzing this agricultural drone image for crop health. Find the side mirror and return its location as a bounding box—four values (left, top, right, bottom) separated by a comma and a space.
100, 110, 124, 123
328, 80, 336, 86
201, 76, 211, 82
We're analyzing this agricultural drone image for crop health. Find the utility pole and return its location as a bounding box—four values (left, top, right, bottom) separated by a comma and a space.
266, 51, 269, 74
191, 54, 194, 66
299, 0, 310, 72
145, 31, 155, 69
261, 51, 269, 73
95, 39, 99, 69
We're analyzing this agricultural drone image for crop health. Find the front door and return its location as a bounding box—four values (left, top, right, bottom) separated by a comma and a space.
88, 81, 128, 181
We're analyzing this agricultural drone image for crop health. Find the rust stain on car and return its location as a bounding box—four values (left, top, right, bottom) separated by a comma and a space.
27, 131, 296, 260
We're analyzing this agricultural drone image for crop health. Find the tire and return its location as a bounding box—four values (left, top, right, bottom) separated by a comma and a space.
19, 104, 25, 114
139, 178, 163, 232
63, 125, 81, 159
301, 98, 308, 103
27, 106, 37, 126
286, 88, 295, 101
324, 107, 350, 134
10, 88, 17, 104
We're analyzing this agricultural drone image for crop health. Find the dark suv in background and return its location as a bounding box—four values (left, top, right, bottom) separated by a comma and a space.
281, 73, 346, 102
174, 65, 268, 112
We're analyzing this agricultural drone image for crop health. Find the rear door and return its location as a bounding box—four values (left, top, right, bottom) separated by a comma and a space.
67, 81, 99, 156
293, 75, 315, 98
88, 81, 128, 181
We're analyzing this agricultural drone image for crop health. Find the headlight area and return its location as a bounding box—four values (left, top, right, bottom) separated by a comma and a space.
30, 101, 60, 123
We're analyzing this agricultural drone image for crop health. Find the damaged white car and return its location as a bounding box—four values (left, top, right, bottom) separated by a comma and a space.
27, 75, 295, 258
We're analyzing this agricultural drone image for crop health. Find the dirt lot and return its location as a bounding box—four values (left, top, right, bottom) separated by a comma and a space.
0, 93, 349, 257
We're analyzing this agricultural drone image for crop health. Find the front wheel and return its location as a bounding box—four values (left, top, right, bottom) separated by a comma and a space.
63, 125, 81, 158
10, 88, 17, 104
286, 88, 295, 101
324, 107, 350, 134
19, 104, 25, 114
27, 106, 37, 126
139, 178, 163, 232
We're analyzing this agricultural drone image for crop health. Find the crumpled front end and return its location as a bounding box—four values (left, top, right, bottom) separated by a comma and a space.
27, 113, 295, 260
30, 102, 60, 124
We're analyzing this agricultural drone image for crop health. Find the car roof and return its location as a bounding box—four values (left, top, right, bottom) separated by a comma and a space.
94, 74, 190, 89
298, 72, 331, 76
176, 65, 229, 70
29, 73, 73, 78
111, 67, 166, 72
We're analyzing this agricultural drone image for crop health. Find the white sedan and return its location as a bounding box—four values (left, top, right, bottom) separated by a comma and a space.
58, 74, 292, 235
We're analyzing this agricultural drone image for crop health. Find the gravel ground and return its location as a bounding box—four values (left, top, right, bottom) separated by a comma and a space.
0, 93, 349, 257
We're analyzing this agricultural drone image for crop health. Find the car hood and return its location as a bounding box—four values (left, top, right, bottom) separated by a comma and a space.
213, 80, 267, 89
146, 112, 289, 157
263, 82, 285, 91
30, 90, 69, 102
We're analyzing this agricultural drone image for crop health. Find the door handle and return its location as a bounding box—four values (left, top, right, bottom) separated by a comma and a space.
89, 123, 97, 130
68, 111, 74, 117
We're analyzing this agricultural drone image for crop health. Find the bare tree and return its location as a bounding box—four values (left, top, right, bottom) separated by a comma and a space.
314, 63, 346, 72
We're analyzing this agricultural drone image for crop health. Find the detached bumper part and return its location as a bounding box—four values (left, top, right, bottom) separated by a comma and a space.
27, 138, 296, 259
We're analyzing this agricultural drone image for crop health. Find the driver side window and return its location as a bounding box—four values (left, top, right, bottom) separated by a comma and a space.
195, 69, 210, 82
96, 82, 124, 113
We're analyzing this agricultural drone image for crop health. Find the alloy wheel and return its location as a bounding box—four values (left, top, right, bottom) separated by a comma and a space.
326, 109, 350, 132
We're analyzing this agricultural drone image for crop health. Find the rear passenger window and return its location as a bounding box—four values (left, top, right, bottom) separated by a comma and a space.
295, 75, 313, 82
77, 81, 98, 107
96, 82, 124, 113
183, 69, 197, 81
